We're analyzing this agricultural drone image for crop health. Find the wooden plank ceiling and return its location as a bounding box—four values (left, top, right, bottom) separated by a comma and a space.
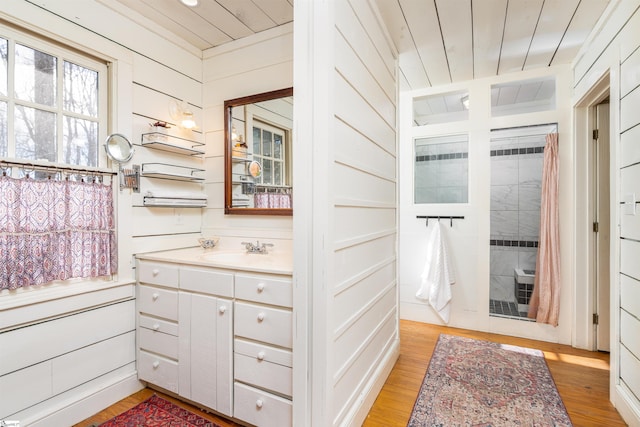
105, 0, 610, 90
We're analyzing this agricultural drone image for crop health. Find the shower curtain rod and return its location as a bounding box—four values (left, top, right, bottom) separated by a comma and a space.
490, 132, 555, 142
491, 123, 558, 132
0, 158, 116, 176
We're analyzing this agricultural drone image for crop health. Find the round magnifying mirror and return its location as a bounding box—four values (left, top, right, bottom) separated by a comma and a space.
248, 160, 262, 178
104, 133, 134, 163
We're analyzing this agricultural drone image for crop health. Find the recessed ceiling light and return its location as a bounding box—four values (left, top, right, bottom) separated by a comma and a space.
180, 0, 198, 6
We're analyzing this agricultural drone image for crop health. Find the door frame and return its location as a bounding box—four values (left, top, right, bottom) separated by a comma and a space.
573, 71, 612, 351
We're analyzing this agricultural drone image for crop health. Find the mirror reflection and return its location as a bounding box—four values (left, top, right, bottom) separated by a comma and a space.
225, 88, 293, 215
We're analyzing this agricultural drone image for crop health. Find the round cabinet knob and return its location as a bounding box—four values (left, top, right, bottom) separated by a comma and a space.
257, 351, 265, 361
257, 312, 265, 322
256, 399, 263, 409
257, 283, 265, 293
152, 361, 160, 369
152, 293, 159, 301
152, 269, 160, 276
152, 323, 160, 331
219, 306, 227, 314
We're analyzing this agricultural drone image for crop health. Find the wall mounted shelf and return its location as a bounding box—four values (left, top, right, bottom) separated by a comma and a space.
141, 132, 205, 156
141, 163, 205, 182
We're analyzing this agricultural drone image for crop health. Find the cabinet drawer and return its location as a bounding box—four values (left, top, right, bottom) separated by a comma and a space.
235, 302, 292, 348
180, 266, 233, 297
138, 350, 178, 393
235, 338, 292, 367
234, 382, 292, 427
139, 327, 179, 360
235, 352, 292, 397
139, 314, 178, 336
138, 285, 178, 321
138, 261, 179, 288
235, 273, 292, 307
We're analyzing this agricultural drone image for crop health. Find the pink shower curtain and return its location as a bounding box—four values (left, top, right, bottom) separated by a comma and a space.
528, 133, 560, 325
0, 175, 117, 290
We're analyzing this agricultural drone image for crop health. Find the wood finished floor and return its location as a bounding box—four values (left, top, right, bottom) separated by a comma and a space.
75, 320, 626, 427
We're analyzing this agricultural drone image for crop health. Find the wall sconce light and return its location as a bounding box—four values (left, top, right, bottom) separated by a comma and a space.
170, 99, 197, 130
461, 95, 470, 110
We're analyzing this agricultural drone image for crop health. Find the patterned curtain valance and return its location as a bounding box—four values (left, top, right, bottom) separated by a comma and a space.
0, 175, 117, 290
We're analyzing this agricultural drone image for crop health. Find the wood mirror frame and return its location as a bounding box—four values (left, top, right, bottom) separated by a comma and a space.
224, 87, 293, 215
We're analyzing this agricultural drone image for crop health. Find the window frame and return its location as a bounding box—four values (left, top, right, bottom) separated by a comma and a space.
0, 23, 109, 168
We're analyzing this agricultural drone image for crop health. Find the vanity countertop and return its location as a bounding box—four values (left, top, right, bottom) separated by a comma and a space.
136, 246, 293, 275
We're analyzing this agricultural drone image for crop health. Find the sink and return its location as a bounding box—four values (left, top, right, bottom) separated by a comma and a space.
514, 268, 535, 285
198, 251, 291, 272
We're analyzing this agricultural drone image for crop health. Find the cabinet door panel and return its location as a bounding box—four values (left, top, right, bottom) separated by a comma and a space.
180, 293, 233, 417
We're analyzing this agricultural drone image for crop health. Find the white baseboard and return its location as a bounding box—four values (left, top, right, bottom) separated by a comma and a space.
613, 383, 640, 427
23, 373, 143, 427
345, 337, 400, 427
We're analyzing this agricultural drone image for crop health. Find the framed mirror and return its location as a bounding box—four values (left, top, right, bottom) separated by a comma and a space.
225, 88, 293, 215
104, 133, 134, 163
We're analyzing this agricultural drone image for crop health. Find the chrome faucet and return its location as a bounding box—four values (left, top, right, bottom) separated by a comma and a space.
241, 240, 274, 254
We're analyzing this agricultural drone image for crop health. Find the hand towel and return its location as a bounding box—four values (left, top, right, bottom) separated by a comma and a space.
416, 221, 455, 323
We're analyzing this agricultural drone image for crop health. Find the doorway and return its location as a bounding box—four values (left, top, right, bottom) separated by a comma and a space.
591, 101, 611, 352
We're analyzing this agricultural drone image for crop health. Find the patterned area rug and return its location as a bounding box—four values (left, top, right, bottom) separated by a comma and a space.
408, 334, 573, 426
100, 395, 221, 427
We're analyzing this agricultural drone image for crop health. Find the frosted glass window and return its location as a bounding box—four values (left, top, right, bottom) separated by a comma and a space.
414, 134, 468, 204
491, 77, 555, 117
413, 90, 469, 126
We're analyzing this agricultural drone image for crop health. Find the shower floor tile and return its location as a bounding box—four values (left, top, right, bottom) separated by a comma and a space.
489, 299, 532, 320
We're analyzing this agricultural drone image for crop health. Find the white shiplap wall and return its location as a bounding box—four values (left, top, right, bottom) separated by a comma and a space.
201, 25, 294, 248
573, 1, 640, 425
0, 1, 205, 425
294, 0, 399, 425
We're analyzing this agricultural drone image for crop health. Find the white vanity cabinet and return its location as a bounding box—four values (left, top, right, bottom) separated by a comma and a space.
233, 272, 293, 427
136, 261, 233, 417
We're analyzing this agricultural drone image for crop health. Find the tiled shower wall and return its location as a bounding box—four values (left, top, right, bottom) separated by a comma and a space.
490, 132, 546, 301
415, 139, 469, 204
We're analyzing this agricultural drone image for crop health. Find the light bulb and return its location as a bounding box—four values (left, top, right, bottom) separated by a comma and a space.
180, 0, 198, 6
181, 111, 196, 129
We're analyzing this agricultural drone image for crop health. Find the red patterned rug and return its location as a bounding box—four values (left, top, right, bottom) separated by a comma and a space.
408, 334, 573, 426
100, 394, 221, 427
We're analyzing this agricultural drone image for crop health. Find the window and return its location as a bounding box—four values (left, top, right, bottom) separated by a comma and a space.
414, 134, 469, 204
0, 25, 107, 167
413, 90, 469, 126
252, 120, 287, 187
491, 76, 555, 117
0, 25, 114, 291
